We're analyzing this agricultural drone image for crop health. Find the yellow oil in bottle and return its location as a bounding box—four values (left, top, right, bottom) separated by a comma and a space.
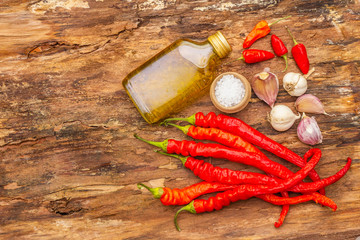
122, 31, 231, 123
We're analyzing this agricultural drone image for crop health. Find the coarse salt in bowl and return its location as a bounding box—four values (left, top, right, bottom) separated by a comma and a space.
210, 72, 251, 113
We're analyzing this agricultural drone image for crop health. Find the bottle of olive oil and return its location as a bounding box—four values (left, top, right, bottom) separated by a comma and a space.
122, 31, 232, 123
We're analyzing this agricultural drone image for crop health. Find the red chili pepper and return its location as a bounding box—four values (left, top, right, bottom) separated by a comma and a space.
137, 181, 238, 206
243, 16, 291, 49
167, 123, 291, 226
173, 148, 324, 231
288, 157, 352, 193
156, 151, 352, 194
273, 191, 289, 228
257, 192, 337, 210
271, 34, 288, 72
167, 123, 262, 156
156, 151, 281, 185
240, 49, 275, 64
162, 112, 325, 194
134, 134, 295, 180
286, 27, 310, 74
137, 181, 336, 219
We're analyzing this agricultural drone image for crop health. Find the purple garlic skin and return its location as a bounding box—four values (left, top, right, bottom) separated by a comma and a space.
251, 68, 279, 108
297, 115, 323, 146
295, 94, 329, 115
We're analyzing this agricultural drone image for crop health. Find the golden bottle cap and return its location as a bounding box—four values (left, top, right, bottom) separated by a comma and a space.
208, 31, 232, 58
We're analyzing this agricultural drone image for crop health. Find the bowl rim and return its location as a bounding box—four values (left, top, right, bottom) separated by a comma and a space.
210, 72, 251, 113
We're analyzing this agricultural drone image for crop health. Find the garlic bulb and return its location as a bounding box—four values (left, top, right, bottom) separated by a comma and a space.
295, 94, 332, 115
297, 113, 323, 145
268, 105, 301, 131
251, 68, 279, 108
282, 72, 307, 96
283, 68, 315, 96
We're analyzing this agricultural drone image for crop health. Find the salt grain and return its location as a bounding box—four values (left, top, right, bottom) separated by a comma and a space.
214, 74, 245, 107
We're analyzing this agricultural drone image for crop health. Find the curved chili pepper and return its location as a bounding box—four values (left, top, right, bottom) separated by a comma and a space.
257, 192, 337, 209
173, 148, 324, 231
243, 16, 291, 48
137, 181, 238, 206
167, 123, 291, 226
161, 112, 325, 195
286, 27, 310, 74
134, 134, 295, 180
156, 151, 281, 185
157, 150, 352, 194
167, 123, 261, 155
271, 34, 288, 72
288, 157, 351, 193
273, 191, 289, 228
138, 181, 336, 220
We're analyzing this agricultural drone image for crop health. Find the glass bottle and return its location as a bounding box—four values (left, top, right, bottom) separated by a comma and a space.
122, 31, 232, 124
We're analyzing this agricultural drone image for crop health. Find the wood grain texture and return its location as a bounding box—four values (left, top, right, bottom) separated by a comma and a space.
0, 0, 359, 239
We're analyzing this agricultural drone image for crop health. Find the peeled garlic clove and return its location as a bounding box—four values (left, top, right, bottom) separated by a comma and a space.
251, 67, 279, 108
268, 105, 301, 131
297, 113, 323, 145
282, 72, 307, 96
295, 94, 331, 115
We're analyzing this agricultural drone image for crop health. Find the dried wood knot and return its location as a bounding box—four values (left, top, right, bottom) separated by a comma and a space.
47, 197, 84, 215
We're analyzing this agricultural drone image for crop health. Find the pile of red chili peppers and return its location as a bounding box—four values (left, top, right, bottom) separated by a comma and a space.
231, 16, 310, 74
135, 112, 352, 231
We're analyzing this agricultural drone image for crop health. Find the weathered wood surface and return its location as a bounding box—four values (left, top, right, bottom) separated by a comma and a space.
0, 0, 359, 239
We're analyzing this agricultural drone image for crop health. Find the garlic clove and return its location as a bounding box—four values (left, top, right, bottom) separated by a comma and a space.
297, 113, 323, 145
295, 94, 332, 115
283, 68, 315, 97
282, 72, 307, 96
268, 105, 301, 132
251, 68, 279, 108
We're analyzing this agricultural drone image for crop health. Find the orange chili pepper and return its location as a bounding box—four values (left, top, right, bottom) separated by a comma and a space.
243, 16, 291, 49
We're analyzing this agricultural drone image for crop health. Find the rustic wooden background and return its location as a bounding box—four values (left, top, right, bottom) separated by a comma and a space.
1, 0, 359, 239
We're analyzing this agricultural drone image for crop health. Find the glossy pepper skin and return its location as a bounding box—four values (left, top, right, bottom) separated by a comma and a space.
141, 181, 239, 206
243, 20, 271, 48
271, 34, 288, 72
159, 152, 352, 194
257, 192, 337, 210
174, 149, 325, 231
138, 181, 336, 210
287, 27, 310, 74
158, 151, 281, 185
162, 112, 324, 195
168, 123, 291, 227
242, 49, 275, 63
243, 16, 291, 49
166, 140, 294, 180
193, 148, 321, 210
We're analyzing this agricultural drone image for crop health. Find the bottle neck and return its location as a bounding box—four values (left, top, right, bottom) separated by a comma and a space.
207, 31, 232, 58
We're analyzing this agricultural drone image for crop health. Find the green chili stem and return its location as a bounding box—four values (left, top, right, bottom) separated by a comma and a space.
137, 183, 163, 199
268, 15, 291, 27
282, 54, 288, 72
166, 123, 191, 135
174, 201, 196, 231
133, 134, 168, 152
223, 56, 245, 65
160, 114, 196, 126
285, 26, 298, 45
155, 150, 187, 165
